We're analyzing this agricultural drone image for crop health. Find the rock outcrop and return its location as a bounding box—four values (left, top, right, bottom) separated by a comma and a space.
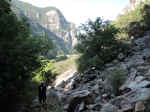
44, 8, 77, 49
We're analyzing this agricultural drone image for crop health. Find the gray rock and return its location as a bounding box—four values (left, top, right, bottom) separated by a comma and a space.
128, 80, 150, 89
78, 102, 85, 112
95, 96, 101, 103
134, 37, 146, 47
135, 76, 145, 82
66, 90, 94, 112
135, 88, 150, 101
87, 104, 102, 111
100, 103, 118, 112
135, 101, 145, 112
118, 53, 125, 60
105, 64, 113, 68
137, 66, 149, 73
145, 69, 150, 76
112, 60, 119, 64
121, 76, 150, 90
142, 48, 150, 59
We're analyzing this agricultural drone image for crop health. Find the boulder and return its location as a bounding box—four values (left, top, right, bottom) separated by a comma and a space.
100, 103, 118, 112
118, 53, 125, 61
137, 66, 149, 73
135, 101, 145, 112
94, 96, 101, 104
76, 102, 85, 112
119, 104, 133, 112
87, 103, 102, 111
135, 88, 150, 101
142, 48, 150, 60
110, 95, 133, 110
145, 69, 150, 76
127, 80, 150, 90
66, 90, 94, 112
120, 76, 150, 90
134, 37, 146, 47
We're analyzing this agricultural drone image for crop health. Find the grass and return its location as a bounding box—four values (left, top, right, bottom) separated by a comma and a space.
54, 54, 79, 75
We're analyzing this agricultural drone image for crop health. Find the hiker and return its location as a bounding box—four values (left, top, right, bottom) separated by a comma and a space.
38, 81, 47, 104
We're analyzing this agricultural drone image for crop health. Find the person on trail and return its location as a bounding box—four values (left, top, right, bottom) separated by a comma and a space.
38, 81, 47, 104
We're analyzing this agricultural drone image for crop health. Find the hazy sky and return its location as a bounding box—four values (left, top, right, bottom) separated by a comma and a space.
18, 0, 129, 25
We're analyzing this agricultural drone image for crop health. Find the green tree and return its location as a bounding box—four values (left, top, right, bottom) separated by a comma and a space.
0, 0, 53, 111
75, 18, 122, 72
114, 1, 150, 40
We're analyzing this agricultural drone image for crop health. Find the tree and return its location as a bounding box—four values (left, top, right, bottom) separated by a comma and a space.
114, 1, 150, 40
75, 18, 120, 72
0, 0, 53, 111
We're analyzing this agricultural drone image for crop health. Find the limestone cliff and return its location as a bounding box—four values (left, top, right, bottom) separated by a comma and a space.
44, 8, 77, 48
12, 0, 77, 54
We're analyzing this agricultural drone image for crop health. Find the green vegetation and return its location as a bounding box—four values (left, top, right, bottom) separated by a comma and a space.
75, 1, 150, 73
33, 57, 57, 85
2, 0, 150, 111
55, 55, 68, 62
54, 55, 78, 74
107, 65, 127, 96
114, 0, 150, 40
75, 18, 129, 72
0, 0, 54, 111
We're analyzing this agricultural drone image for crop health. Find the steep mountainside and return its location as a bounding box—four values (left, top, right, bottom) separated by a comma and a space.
11, 0, 77, 55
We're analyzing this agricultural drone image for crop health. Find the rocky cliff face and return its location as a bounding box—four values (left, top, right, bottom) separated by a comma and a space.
12, 0, 77, 54
43, 8, 77, 49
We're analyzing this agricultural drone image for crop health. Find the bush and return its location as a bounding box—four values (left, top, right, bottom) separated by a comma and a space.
33, 57, 57, 85
107, 65, 127, 96
0, 0, 54, 111
114, 1, 150, 40
75, 17, 130, 73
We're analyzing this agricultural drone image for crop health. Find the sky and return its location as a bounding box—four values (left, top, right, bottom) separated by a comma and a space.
19, 0, 129, 26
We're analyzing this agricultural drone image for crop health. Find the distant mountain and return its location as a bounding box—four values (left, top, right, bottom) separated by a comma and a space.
11, 0, 77, 56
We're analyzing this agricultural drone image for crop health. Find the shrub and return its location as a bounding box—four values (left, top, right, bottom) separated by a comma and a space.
0, 0, 54, 111
114, 1, 150, 40
75, 17, 130, 73
107, 65, 127, 96
33, 57, 57, 85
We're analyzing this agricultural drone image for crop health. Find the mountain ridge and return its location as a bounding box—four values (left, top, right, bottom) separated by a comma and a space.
11, 0, 77, 55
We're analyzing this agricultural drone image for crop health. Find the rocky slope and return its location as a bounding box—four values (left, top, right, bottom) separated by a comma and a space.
42, 31, 150, 112
11, 0, 77, 54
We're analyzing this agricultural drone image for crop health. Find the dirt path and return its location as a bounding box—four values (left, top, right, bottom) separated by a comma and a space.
54, 69, 76, 87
